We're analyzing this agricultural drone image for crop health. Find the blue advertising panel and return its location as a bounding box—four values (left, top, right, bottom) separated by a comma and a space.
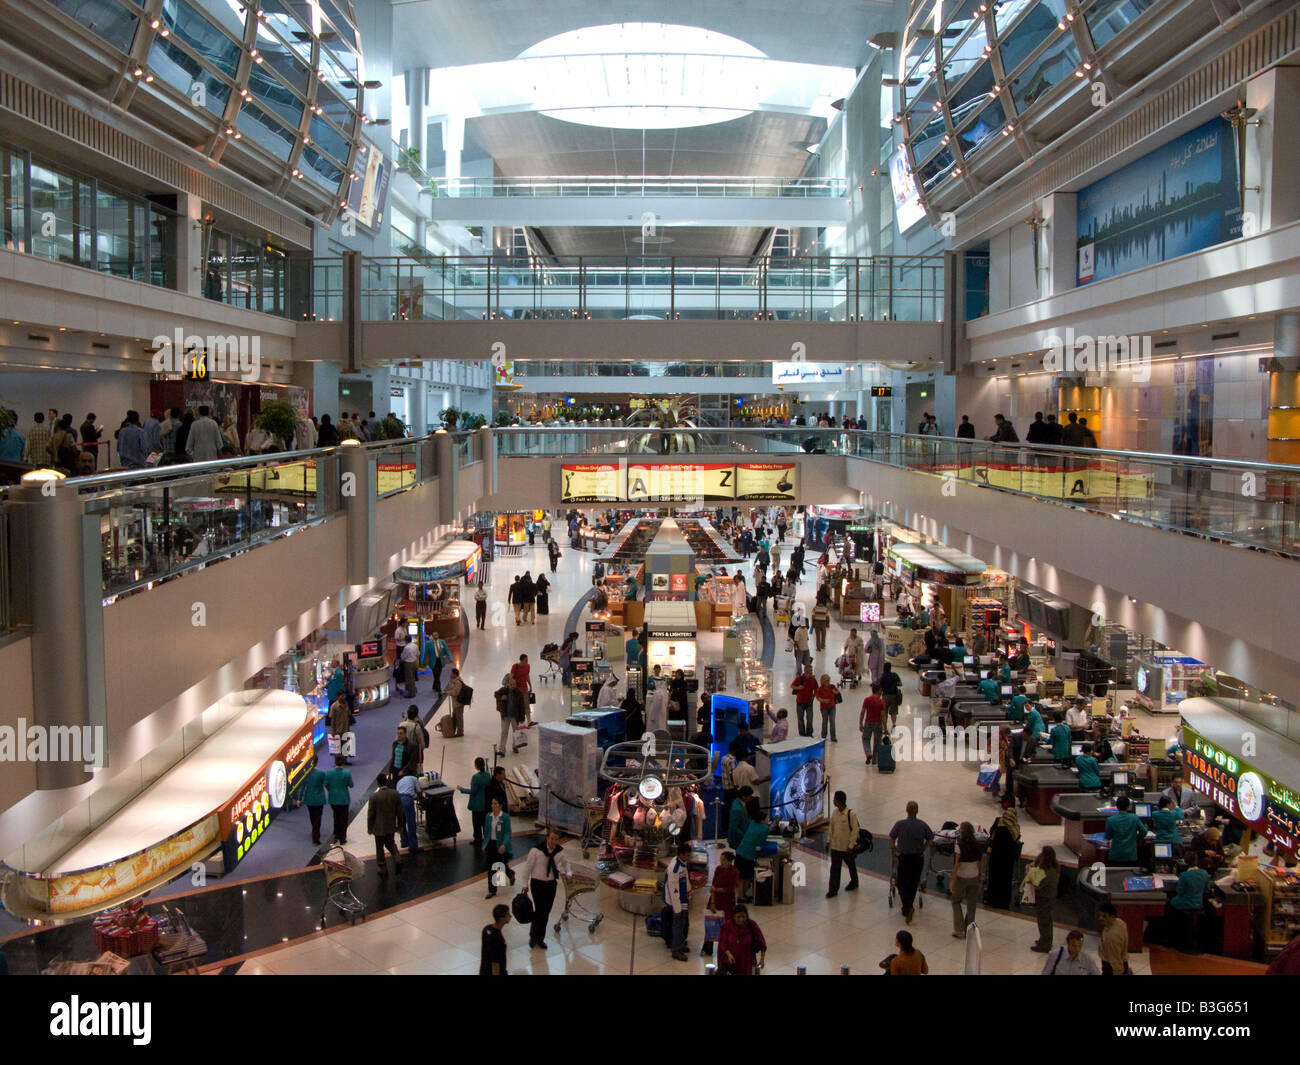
765, 738, 827, 827
1076, 118, 1241, 285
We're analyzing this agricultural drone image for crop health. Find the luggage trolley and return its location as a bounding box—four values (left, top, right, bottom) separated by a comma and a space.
554, 865, 604, 937
320, 845, 366, 926
925, 824, 989, 894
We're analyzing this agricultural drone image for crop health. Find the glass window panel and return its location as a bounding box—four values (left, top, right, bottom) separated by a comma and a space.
189, 0, 248, 39
29, 161, 90, 266
2, 148, 25, 253
941, 22, 990, 85
910, 111, 949, 168
165, 0, 242, 78
1086, 0, 1158, 49
255, 1, 315, 66
1008, 31, 1079, 113
315, 85, 352, 130
227, 235, 259, 309
903, 77, 942, 123
318, 0, 358, 50
905, 39, 937, 86
45, 0, 138, 52
319, 40, 359, 82
259, 41, 310, 95
948, 60, 995, 123
299, 144, 344, 185
956, 96, 1006, 157
999, 1, 1068, 76
236, 100, 298, 156
147, 36, 231, 117
994, 0, 1041, 35
919, 146, 955, 188
95, 185, 144, 279
249, 63, 304, 128
309, 114, 350, 164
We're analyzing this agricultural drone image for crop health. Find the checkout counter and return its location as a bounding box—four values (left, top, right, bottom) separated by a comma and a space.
1077, 864, 1254, 956
1017, 762, 1123, 825
1051, 791, 1217, 862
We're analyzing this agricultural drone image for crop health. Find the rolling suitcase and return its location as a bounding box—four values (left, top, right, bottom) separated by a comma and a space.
876, 735, 896, 773
753, 869, 775, 907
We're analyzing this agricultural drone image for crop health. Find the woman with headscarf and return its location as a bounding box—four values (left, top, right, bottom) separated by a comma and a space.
985, 803, 1022, 909
865, 628, 885, 686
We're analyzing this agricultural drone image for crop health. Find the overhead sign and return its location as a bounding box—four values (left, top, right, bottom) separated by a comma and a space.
627, 462, 735, 501
561, 463, 624, 503
736, 462, 796, 500
771, 362, 848, 387
870, 386, 893, 397
1181, 723, 1299, 855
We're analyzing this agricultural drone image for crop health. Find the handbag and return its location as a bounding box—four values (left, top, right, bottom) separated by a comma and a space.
458, 684, 474, 705
511, 891, 534, 924
528, 691, 536, 704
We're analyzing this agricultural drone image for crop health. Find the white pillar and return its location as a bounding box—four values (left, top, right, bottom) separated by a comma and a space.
444, 115, 465, 194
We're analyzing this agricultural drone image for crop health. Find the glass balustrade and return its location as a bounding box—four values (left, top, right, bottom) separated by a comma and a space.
427, 175, 848, 198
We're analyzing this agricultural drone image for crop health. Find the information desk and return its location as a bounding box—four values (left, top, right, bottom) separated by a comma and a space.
1052, 792, 1217, 859
1077, 864, 1254, 956
1017, 763, 1122, 825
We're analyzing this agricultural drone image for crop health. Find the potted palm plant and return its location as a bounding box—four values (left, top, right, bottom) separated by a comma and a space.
254, 400, 299, 452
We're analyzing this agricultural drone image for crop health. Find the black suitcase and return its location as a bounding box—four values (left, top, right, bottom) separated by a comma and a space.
754, 870, 775, 906
536, 591, 549, 615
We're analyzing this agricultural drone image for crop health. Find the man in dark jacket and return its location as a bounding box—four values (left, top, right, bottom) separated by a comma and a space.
518, 571, 537, 624
368, 773, 404, 877
1059, 412, 1086, 448
986, 414, 1019, 443
956, 415, 976, 439
1025, 411, 1050, 444
1043, 413, 1063, 445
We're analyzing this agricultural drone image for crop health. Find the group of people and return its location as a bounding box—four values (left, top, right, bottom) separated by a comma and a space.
506, 572, 549, 623
3, 405, 409, 474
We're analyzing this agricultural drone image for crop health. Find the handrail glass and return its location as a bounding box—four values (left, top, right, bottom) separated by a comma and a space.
490, 426, 1300, 560
304, 254, 945, 324
428, 175, 849, 198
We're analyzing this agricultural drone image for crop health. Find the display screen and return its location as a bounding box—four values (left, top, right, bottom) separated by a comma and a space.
1000, 685, 1012, 696
1113, 771, 1130, 787
561, 463, 624, 503
1134, 803, 1152, 818
1153, 842, 1173, 859
735, 462, 796, 501
627, 462, 736, 502
357, 639, 381, 658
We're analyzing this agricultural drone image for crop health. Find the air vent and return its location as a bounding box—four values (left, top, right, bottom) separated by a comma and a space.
1211, 331, 1240, 343
92, 341, 110, 350
1153, 339, 1178, 350
27, 333, 50, 343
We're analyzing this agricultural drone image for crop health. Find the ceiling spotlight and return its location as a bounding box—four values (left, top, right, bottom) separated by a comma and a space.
149, 18, 159, 28
132, 67, 143, 77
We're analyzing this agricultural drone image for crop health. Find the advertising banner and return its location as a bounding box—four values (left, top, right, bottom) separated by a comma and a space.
771, 362, 849, 388
736, 462, 796, 500
1076, 117, 1241, 286
765, 738, 827, 828
626, 462, 735, 501
561, 463, 624, 503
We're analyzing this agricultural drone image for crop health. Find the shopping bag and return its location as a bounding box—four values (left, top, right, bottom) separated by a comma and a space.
704, 912, 724, 942
512, 726, 529, 751
976, 763, 999, 788
511, 892, 534, 924
327, 733, 341, 756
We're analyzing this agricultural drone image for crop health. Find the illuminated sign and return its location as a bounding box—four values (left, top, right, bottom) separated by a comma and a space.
627, 462, 735, 501
1182, 723, 1299, 854
870, 386, 893, 397
561, 463, 624, 503
220, 717, 317, 868
771, 362, 847, 387
736, 462, 796, 500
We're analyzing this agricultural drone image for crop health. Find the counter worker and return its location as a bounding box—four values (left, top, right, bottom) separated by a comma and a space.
977, 674, 1000, 704
325, 659, 346, 704
999, 658, 1013, 684
625, 574, 639, 602
1066, 700, 1091, 730
949, 636, 967, 665
1075, 742, 1102, 790
1023, 703, 1046, 740
1168, 851, 1211, 920
1049, 712, 1072, 763
726, 783, 753, 851
1103, 795, 1145, 864
1006, 686, 1029, 722
1151, 796, 1185, 843
458, 757, 491, 847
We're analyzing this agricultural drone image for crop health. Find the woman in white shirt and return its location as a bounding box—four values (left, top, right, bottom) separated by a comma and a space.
513, 829, 571, 949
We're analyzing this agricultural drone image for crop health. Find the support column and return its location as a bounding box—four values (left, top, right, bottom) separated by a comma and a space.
177, 192, 204, 298
339, 441, 375, 588
13, 474, 107, 786
436, 428, 456, 522
1043, 191, 1078, 297
444, 115, 465, 194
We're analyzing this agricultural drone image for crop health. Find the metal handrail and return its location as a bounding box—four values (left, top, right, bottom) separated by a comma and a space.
490, 425, 1300, 473
428, 175, 849, 197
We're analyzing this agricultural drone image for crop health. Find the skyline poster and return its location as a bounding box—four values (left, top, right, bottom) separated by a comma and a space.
1076, 117, 1241, 285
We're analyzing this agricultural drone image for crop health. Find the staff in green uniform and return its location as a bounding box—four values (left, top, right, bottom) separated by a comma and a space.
977, 675, 1000, 703
1049, 712, 1072, 762
726, 785, 753, 851
1104, 795, 1145, 864
1151, 796, 1185, 843
1075, 742, 1102, 790
1023, 704, 1046, 739
1006, 686, 1028, 722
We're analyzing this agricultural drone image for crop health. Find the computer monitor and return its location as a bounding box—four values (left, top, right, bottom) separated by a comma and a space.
981, 670, 990, 680
964, 656, 975, 665
1000, 685, 1013, 696
1113, 771, 1130, 787
1070, 743, 1084, 757
1134, 803, 1152, 818
1153, 842, 1173, 860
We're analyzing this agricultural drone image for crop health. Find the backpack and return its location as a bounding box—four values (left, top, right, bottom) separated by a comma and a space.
458, 684, 474, 705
